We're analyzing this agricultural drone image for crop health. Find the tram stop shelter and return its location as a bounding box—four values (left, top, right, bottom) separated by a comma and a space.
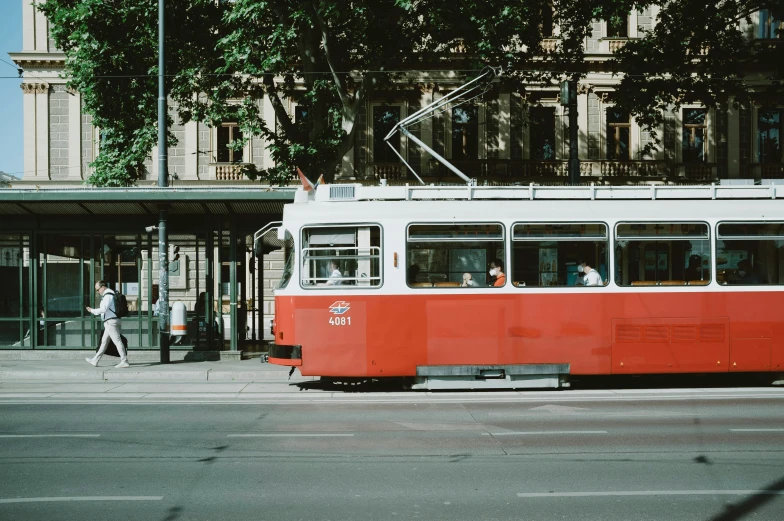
0, 187, 294, 358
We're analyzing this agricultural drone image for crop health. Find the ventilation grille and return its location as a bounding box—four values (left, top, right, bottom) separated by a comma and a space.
699, 324, 726, 343
671, 325, 698, 343
644, 325, 670, 343
330, 185, 356, 200
616, 325, 642, 343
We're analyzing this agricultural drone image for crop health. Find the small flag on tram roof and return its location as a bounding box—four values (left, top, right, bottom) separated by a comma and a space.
297, 167, 314, 192
314, 174, 325, 188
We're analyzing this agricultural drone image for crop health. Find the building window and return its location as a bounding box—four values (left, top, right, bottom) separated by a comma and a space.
512, 223, 608, 287
614, 223, 711, 286
541, 3, 555, 38
451, 105, 479, 161
758, 108, 783, 163
682, 109, 707, 162
530, 107, 556, 161
607, 14, 629, 38
372, 106, 401, 163
717, 222, 784, 285
759, 9, 782, 39
606, 108, 631, 160
300, 225, 382, 288
216, 123, 245, 163
406, 224, 505, 288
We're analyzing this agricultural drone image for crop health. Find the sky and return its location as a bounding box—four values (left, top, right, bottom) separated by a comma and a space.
0, 0, 23, 178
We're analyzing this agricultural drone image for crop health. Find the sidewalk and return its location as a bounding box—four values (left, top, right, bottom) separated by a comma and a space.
0, 358, 312, 383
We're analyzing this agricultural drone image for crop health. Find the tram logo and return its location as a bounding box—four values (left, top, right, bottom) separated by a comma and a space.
328, 301, 351, 315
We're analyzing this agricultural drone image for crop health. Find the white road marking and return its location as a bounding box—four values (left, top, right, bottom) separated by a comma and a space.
227, 433, 354, 437
0, 496, 163, 504
483, 431, 607, 436
0, 434, 100, 438
730, 428, 784, 432
517, 490, 784, 498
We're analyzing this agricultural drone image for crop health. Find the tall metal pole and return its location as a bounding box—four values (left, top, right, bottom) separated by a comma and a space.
568, 79, 580, 186
157, 0, 170, 363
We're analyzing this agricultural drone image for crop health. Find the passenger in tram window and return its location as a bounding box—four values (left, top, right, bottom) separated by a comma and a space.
736, 258, 760, 285
685, 255, 705, 281
582, 261, 602, 286
461, 273, 479, 287
489, 259, 506, 287
326, 260, 343, 285
574, 269, 586, 286
407, 264, 420, 284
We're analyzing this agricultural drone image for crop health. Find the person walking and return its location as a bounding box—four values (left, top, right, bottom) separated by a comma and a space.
85, 280, 129, 368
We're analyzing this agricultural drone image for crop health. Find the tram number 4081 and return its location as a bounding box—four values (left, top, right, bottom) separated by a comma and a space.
329, 316, 351, 326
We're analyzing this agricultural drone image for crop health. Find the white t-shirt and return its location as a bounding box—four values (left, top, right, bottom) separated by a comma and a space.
583, 269, 603, 286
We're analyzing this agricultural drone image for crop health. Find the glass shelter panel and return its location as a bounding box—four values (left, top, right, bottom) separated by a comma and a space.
301, 226, 382, 287
512, 224, 608, 287
407, 224, 505, 288
615, 223, 711, 286
716, 222, 784, 285
0, 235, 30, 348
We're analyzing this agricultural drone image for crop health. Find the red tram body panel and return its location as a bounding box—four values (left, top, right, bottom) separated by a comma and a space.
274, 292, 782, 377
266, 184, 784, 384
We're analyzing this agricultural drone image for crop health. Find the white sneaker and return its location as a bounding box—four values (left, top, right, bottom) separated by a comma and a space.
115, 360, 130, 369
85, 357, 99, 367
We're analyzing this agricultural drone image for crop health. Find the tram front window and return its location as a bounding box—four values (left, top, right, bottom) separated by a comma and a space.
300, 225, 382, 288
406, 224, 505, 288
276, 231, 294, 290
511, 223, 608, 287
717, 222, 784, 285
615, 222, 711, 286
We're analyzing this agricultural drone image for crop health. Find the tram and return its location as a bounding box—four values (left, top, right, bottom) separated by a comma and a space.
265, 183, 784, 389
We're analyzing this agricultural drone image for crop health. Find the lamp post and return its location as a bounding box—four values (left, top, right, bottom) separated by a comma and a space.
157, 0, 170, 363
561, 79, 580, 186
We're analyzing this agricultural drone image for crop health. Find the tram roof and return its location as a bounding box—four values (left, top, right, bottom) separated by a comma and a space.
0, 187, 295, 217
309, 182, 784, 204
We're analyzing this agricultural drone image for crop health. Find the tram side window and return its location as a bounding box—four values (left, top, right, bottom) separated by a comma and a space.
300, 225, 382, 288
615, 222, 711, 286
406, 224, 505, 287
717, 223, 784, 285
512, 223, 609, 287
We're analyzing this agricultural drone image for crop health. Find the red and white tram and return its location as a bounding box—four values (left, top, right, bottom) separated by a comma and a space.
266, 183, 784, 389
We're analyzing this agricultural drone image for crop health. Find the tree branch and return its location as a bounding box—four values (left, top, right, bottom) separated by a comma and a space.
311, 1, 348, 105
262, 73, 296, 137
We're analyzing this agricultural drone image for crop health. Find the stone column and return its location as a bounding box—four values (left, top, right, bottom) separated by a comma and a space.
34, 2, 48, 51
67, 89, 82, 180
184, 119, 198, 180
21, 83, 50, 180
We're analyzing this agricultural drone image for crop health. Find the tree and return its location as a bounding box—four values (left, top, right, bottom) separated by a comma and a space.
42, 0, 601, 186
608, 0, 784, 153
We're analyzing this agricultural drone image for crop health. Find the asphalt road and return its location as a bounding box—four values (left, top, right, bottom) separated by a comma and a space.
1, 394, 783, 521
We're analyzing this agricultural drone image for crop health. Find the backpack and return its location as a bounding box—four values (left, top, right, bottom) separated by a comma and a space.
112, 292, 130, 318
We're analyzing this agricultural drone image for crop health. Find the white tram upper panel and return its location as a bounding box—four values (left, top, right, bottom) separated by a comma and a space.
274, 183, 784, 296
284, 183, 784, 224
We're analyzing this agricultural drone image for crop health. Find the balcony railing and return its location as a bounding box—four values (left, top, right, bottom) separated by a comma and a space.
752, 163, 784, 179
607, 39, 627, 53
211, 163, 247, 181
368, 159, 675, 184
680, 163, 718, 181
